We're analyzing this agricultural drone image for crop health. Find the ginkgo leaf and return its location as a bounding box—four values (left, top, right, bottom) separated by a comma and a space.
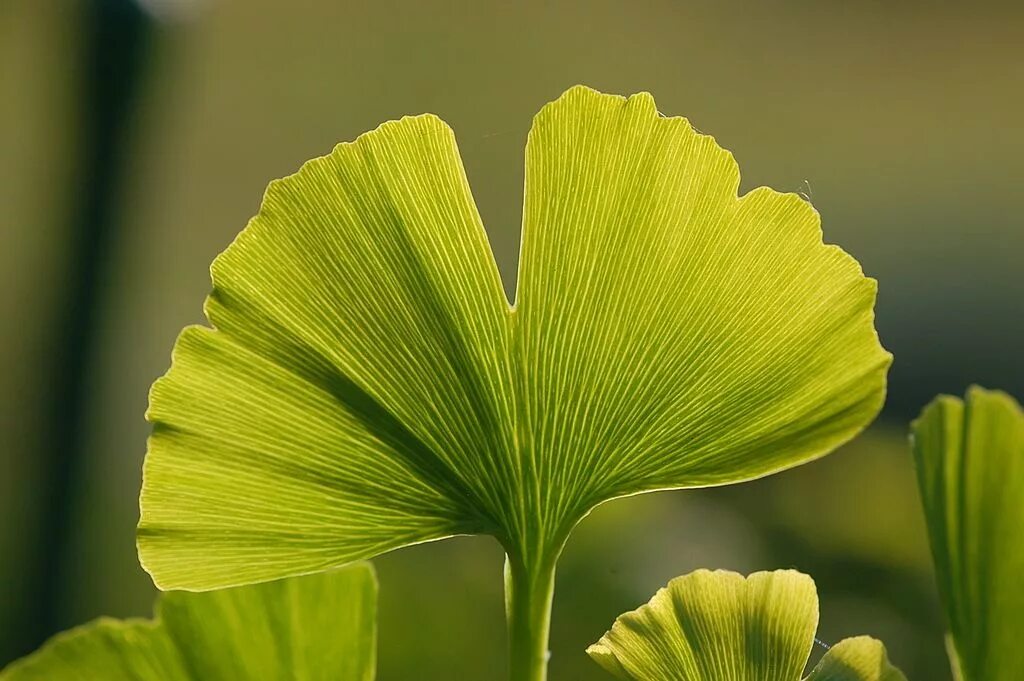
0, 563, 376, 681
138, 85, 890, 592
587, 569, 905, 681
911, 387, 1024, 681
805, 637, 906, 681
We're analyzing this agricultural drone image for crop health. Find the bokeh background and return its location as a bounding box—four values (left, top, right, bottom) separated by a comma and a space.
2, 1, 1022, 678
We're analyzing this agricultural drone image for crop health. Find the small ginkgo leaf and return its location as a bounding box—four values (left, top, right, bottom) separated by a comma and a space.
587, 569, 905, 681
804, 636, 905, 681
586, 570, 817, 680
911, 387, 1024, 681
138, 85, 889, 591
0, 563, 376, 681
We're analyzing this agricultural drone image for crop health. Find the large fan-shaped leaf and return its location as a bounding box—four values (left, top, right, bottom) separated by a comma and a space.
911, 387, 1024, 681
587, 569, 905, 681
0, 564, 376, 680
138, 85, 890, 590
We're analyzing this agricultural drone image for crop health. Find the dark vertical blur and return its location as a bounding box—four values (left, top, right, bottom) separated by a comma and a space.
8, 0, 154, 661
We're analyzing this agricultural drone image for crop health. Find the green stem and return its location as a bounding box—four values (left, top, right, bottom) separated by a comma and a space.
505, 550, 558, 681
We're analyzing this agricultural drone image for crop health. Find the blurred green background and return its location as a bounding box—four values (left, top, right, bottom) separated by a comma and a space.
2, 1, 1021, 678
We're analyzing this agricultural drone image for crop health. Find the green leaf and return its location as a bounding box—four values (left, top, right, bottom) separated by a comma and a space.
586, 570, 817, 680
587, 569, 905, 681
0, 563, 376, 680
0, 620, 187, 680
805, 637, 906, 681
138, 85, 890, 590
911, 386, 1024, 681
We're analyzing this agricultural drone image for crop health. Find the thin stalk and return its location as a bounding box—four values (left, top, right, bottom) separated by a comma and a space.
505, 550, 558, 681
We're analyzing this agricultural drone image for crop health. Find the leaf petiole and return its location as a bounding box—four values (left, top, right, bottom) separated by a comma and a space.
504, 548, 559, 681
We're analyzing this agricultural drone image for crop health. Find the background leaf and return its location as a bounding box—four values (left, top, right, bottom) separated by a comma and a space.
911, 387, 1024, 680
587, 569, 817, 680
0, 563, 377, 681
0, 620, 186, 680
805, 636, 905, 681
588, 569, 904, 681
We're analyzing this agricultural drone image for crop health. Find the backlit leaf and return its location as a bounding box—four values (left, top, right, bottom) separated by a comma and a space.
0, 563, 376, 680
587, 569, 905, 681
911, 387, 1024, 681
805, 637, 906, 681
138, 85, 890, 589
